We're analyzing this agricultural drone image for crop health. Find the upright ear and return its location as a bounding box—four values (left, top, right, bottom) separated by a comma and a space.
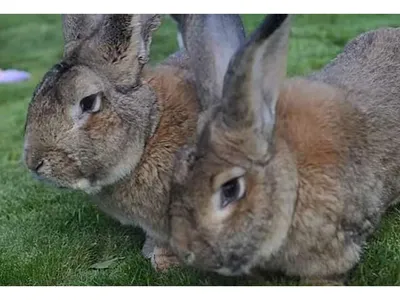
76, 14, 161, 87
62, 14, 104, 56
221, 14, 291, 159
171, 14, 246, 110
139, 15, 163, 64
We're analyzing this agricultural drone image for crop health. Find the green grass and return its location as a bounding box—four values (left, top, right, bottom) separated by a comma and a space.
1, 14, 400, 286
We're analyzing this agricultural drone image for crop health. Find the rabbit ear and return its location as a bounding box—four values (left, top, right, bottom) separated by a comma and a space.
172, 14, 245, 110
62, 14, 104, 53
138, 14, 163, 65
221, 14, 291, 157
77, 14, 161, 87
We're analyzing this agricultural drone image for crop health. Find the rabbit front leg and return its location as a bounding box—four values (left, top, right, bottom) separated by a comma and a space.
141, 235, 156, 259
141, 234, 180, 271
142, 235, 180, 271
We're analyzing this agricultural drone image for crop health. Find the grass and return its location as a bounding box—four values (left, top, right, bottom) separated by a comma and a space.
1, 14, 400, 286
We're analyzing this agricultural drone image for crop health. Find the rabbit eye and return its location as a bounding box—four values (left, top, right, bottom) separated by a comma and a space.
80, 93, 101, 113
220, 176, 245, 208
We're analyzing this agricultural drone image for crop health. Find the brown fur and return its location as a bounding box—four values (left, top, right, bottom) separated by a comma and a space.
268, 79, 361, 278
277, 79, 347, 168
141, 66, 199, 170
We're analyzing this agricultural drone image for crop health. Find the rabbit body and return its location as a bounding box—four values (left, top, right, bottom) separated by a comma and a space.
270, 28, 400, 278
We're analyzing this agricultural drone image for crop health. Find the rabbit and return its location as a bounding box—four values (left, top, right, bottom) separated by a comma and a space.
23, 14, 245, 271
168, 13, 400, 285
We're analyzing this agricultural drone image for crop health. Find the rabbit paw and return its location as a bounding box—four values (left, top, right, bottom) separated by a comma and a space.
151, 245, 180, 272
141, 236, 156, 259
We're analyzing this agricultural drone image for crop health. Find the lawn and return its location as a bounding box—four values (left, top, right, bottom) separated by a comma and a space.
1, 14, 400, 286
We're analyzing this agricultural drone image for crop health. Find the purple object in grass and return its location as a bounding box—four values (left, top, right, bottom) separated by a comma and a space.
0, 69, 31, 84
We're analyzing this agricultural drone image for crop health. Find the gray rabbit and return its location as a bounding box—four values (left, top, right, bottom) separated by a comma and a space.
23, 14, 245, 271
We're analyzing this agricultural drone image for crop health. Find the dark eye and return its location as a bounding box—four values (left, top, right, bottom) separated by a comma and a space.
80, 93, 100, 113
220, 177, 245, 208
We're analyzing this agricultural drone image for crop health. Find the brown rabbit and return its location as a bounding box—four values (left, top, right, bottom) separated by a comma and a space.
169, 14, 400, 284
23, 14, 245, 271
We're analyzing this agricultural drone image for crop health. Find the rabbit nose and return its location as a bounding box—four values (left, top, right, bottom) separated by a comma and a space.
25, 150, 44, 173
34, 160, 44, 172
28, 158, 44, 173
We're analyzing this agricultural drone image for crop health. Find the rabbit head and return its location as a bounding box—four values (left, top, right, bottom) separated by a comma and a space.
23, 14, 161, 194
169, 15, 298, 276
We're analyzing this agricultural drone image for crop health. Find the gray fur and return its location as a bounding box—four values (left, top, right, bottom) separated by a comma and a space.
62, 14, 104, 51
